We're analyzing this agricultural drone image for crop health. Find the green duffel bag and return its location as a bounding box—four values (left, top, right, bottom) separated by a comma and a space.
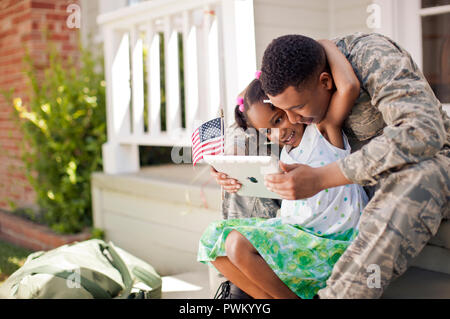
0, 239, 162, 299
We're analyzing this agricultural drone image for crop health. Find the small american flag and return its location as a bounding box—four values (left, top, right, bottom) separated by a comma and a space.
191, 117, 224, 166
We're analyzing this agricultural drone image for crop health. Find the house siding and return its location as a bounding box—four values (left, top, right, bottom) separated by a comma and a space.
253, 0, 329, 68
253, 0, 373, 67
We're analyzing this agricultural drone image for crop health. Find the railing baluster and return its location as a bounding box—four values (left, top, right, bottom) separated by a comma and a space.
196, 7, 210, 122
182, 10, 199, 135
102, 28, 140, 174
164, 15, 182, 135
207, 9, 221, 119
103, 27, 115, 143
131, 26, 145, 136
112, 31, 132, 137
146, 24, 162, 136
214, 4, 227, 120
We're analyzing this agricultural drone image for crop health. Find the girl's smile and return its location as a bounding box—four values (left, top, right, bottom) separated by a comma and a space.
281, 129, 298, 146
246, 102, 305, 148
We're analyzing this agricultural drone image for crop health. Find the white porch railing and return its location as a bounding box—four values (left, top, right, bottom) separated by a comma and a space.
97, 0, 257, 174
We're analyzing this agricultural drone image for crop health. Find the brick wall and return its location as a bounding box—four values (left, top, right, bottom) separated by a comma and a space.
0, 0, 80, 211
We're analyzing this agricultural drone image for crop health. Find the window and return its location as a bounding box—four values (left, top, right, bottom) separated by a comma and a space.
421, 0, 450, 8
421, 0, 450, 103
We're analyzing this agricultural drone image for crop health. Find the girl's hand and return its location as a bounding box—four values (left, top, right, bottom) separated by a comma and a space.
210, 166, 242, 193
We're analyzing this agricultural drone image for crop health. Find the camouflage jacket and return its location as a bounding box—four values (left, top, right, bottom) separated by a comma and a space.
333, 33, 450, 186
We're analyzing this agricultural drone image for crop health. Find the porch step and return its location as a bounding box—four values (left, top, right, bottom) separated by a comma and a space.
92, 163, 221, 211
160, 267, 450, 299
161, 271, 210, 299
428, 219, 450, 250
407, 218, 450, 275
382, 267, 450, 299
410, 244, 450, 275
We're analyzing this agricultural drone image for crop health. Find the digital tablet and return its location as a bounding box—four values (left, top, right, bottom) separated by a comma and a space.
203, 155, 283, 199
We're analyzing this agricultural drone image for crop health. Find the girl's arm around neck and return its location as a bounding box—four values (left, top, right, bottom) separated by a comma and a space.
317, 39, 360, 149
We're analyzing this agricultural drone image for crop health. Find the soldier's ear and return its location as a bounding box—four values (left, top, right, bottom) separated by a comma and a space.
319, 72, 333, 90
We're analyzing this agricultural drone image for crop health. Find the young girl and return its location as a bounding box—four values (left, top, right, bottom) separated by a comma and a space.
198, 40, 368, 299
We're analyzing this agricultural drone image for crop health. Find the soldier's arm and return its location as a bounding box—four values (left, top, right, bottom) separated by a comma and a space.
336, 33, 446, 185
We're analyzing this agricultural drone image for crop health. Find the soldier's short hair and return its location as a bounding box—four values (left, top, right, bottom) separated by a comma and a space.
261, 34, 328, 96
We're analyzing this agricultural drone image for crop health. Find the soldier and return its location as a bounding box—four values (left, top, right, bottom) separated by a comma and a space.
257, 33, 450, 298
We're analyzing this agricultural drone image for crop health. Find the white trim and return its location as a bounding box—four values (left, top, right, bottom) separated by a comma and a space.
371, 0, 396, 40
97, 0, 220, 28
419, 4, 450, 16
131, 26, 145, 136
398, 0, 422, 70
219, 0, 257, 127
117, 135, 191, 147
373, 0, 422, 70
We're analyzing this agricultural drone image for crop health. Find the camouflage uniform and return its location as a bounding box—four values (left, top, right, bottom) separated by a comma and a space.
316, 32, 450, 299
223, 32, 450, 298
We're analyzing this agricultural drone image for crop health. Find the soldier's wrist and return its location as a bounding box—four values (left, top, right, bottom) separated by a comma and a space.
316, 162, 352, 191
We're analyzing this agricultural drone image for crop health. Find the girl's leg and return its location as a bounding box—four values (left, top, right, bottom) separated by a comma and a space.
225, 230, 300, 299
211, 257, 273, 299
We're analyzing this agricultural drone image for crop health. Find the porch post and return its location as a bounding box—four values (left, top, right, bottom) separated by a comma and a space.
371, 0, 422, 69
102, 26, 140, 174
219, 0, 257, 127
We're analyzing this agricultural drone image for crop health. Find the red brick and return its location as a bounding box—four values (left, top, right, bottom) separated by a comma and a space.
0, 55, 24, 67
49, 33, 69, 41
20, 32, 41, 42
46, 13, 67, 22
30, 1, 55, 10
0, 47, 24, 59
2, 3, 28, 19
0, 211, 91, 251
0, 28, 17, 39
12, 11, 32, 25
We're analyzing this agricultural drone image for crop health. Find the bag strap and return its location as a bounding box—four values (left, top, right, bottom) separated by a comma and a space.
102, 242, 161, 298
11, 265, 111, 299
100, 242, 134, 299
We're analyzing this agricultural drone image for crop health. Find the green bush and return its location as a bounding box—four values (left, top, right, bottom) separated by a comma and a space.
11, 43, 106, 234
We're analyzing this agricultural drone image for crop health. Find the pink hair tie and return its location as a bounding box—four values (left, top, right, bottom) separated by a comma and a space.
255, 70, 262, 79
237, 97, 245, 112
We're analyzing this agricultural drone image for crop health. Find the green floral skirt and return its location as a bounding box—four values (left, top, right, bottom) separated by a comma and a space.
197, 217, 358, 299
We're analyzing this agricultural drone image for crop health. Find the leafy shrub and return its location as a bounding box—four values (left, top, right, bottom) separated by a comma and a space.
8, 33, 179, 233
11, 42, 106, 234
